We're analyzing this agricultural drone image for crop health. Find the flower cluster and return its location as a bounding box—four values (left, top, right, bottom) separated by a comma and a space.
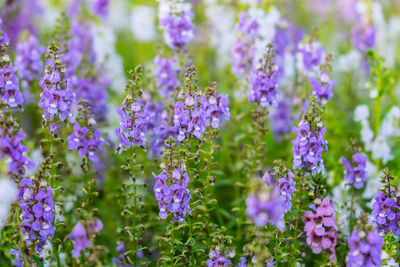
90, 0, 109, 21
15, 34, 44, 88
153, 165, 191, 223
309, 71, 335, 105
159, 1, 194, 50
248, 45, 280, 108
75, 74, 109, 122
153, 56, 179, 99
269, 96, 292, 141
293, 99, 328, 173
206, 248, 232, 267
246, 180, 283, 228
303, 198, 338, 262
10, 250, 23, 267
18, 177, 55, 253
0, 127, 35, 176
347, 229, 383, 267
298, 40, 324, 71
372, 190, 400, 236
116, 67, 151, 152
202, 83, 230, 129
352, 24, 375, 53
172, 67, 207, 142
341, 152, 368, 189
67, 122, 102, 162
231, 12, 259, 77
0, 19, 23, 107
68, 218, 103, 258
262, 161, 296, 214
39, 42, 74, 127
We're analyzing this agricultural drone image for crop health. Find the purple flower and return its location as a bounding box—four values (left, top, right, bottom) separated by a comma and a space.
202, 92, 230, 129
160, 3, 194, 50
10, 249, 23, 267
262, 166, 296, 214
90, 0, 109, 21
246, 183, 283, 228
154, 56, 179, 99
15, 34, 44, 88
341, 152, 368, 189
269, 96, 292, 141
292, 120, 328, 174
206, 248, 232, 267
231, 12, 259, 77
0, 128, 35, 176
39, 43, 74, 125
0, 21, 23, 107
352, 24, 375, 53
18, 178, 54, 253
371, 191, 400, 236
298, 40, 324, 71
68, 222, 89, 258
248, 46, 280, 108
303, 198, 338, 262
238, 257, 248, 267
116, 98, 151, 152
153, 168, 191, 222
309, 71, 335, 105
346, 230, 383, 267
68, 123, 103, 162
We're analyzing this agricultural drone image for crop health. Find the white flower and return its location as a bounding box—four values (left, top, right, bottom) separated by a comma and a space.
0, 179, 17, 230
354, 104, 370, 122
205, 3, 235, 68
249, 7, 280, 67
370, 136, 393, 164
130, 6, 157, 42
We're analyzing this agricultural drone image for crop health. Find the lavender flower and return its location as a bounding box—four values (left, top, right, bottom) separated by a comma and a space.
238, 257, 248, 267
15, 34, 44, 88
309, 71, 335, 105
347, 229, 383, 267
67, 123, 103, 162
160, 1, 194, 50
153, 167, 191, 222
246, 182, 283, 228
292, 101, 328, 174
341, 152, 368, 189
116, 66, 151, 152
68, 218, 103, 258
0, 128, 35, 176
10, 250, 23, 267
172, 67, 207, 142
262, 163, 296, 214
68, 222, 89, 258
202, 83, 230, 129
298, 40, 324, 71
90, 0, 109, 21
18, 178, 55, 253
248, 45, 280, 108
153, 56, 179, 99
206, 248, 232, 267
269, 96, 292, 141
231, 12, 259, 77
0, 20, 23, 107
352, 24, 375, 53
39, 42, 74, 127
303, 198, 338, 262
116, 98, 150, 152
372, 191, 400, 236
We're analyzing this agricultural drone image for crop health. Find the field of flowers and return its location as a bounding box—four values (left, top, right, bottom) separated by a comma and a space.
1, 0, 400, 266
